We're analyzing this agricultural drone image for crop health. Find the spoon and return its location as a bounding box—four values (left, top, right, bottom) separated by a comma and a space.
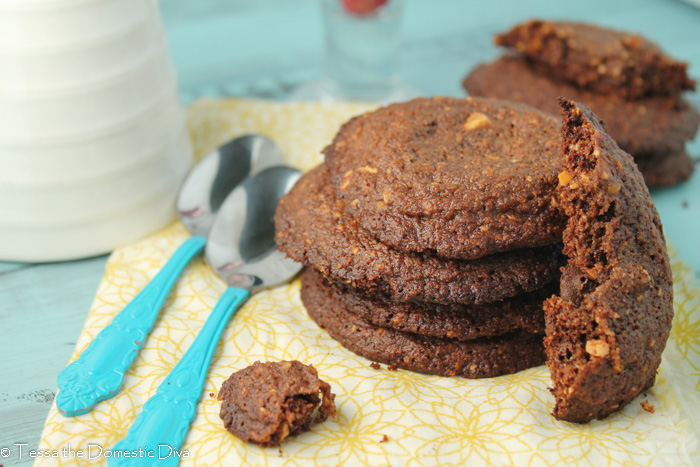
109, 166, 302, 466
56, 135, 283, 417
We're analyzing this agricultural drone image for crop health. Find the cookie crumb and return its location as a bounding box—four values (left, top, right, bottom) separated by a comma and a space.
379, 434, 389, 443
641, 400, 656, 413
369, 362, 381, 370
387, 363, 399, 371
278, 449, 284, 457
209, 392, 214, 398
218, 361, 336, 447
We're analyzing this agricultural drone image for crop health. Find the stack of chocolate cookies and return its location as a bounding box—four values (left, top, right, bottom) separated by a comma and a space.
462, 20, 699, 187
275, 97, 566, 379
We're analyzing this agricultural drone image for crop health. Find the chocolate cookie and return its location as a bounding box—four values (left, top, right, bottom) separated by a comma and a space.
543, 99, 674, 422
462, 56, 700, 162
495, 20, 696, 99
301, 270, 546, 378
635, 149, 695, 187
218, 361, 336, 446
323, 97, 565, 260
303, 268, 550, 341
275, 164, 563, 305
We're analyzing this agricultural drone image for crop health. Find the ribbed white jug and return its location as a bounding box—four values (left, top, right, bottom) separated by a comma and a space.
0, 0, 192, 261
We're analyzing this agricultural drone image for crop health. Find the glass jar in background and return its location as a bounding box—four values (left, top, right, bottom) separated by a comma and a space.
291, 0, 420, 104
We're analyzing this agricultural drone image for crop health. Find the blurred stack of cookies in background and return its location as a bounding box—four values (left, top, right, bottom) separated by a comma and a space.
463, 20, 699, 187
275, 97, 566, 378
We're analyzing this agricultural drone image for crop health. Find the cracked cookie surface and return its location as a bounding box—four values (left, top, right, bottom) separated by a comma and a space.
323, 97, 566, 260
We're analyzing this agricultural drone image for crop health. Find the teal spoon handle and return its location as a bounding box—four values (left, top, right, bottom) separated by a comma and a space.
56, 236, 207, 417
109, 286, 250, 467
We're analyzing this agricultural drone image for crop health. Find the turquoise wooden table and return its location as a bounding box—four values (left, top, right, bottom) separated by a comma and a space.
1, 1, 699, 465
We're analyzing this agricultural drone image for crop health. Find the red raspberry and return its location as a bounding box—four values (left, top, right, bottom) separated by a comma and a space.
341, 0, 389, 16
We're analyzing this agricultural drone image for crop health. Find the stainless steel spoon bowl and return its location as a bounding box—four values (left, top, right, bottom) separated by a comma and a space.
110, 166, 302, 466
57, 135, 283, 417
177, 135, 283, 237
205, 165, 302, 290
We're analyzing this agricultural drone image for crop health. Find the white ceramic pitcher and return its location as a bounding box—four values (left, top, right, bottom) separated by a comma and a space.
0, 0, 192, 261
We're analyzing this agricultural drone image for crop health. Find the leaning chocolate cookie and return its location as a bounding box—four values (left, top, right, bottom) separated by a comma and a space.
543, 99, 674, 422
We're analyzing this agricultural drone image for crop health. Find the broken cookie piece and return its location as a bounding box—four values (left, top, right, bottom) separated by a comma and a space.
495, 20, 696, 99
218, 361, 336, 446
543, 98, 674, 423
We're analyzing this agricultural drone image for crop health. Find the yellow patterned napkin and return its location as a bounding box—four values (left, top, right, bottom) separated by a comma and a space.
37, 99, 700, 466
